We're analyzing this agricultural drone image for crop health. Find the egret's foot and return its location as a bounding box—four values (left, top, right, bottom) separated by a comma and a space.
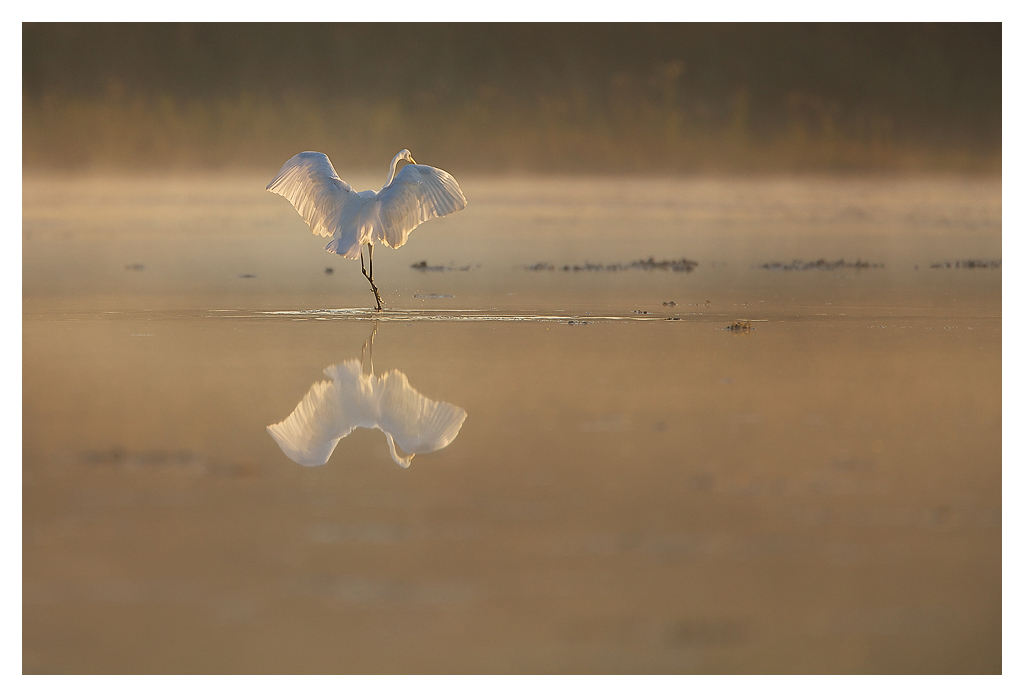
364, 273, 384, 312
360, 259, 384, 311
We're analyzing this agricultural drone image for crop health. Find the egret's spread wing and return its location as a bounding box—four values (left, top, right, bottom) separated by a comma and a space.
267, 152, 356, 238
375, 164, 467, 249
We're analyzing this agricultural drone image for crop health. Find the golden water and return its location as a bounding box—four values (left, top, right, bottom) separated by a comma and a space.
23, 174, 1001, 673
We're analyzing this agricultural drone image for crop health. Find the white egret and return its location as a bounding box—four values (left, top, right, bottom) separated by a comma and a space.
267, 149, 467, 311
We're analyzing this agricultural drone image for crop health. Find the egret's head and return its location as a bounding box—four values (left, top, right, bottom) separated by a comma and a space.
385, 149, 418, 187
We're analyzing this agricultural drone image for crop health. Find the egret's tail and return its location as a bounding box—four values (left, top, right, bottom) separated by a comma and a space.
325, 236, 362, 259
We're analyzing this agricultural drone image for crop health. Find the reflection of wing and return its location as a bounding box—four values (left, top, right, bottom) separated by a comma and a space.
375, 164, 467, 249
267, 360, 467, 468
377, 370, 468, 465
267, 377, 355, 467
266, 151, 363, 245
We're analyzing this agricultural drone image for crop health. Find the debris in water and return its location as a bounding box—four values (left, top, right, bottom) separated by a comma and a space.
525, 257, 698, 273
630, 257, 698, 272
760, 259, 882, 271
239, 273, 257, 279
125, 263, 145, 271
929, 259, 1001, 269
663, 301, 677, 306
325, 267, 334, 275
411, 260, 470, 272
725, 320, 753, 333
414, 293, 455, 299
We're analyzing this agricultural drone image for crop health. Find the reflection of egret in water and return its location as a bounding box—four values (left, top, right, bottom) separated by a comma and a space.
267, 327, 467, 468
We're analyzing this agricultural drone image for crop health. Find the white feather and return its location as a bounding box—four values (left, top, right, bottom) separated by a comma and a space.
267, 150, 467, 259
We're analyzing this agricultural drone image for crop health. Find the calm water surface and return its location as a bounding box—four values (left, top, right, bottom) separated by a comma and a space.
23, 175, 1001, 673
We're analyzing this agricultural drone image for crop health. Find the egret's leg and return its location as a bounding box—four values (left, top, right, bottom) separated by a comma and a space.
360, 243, 384, 312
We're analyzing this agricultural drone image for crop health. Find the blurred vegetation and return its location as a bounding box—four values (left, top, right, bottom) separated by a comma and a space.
23, 23, 1001, 174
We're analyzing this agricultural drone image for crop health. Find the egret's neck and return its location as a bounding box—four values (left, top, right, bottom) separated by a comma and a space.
384, 152, 406, 188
